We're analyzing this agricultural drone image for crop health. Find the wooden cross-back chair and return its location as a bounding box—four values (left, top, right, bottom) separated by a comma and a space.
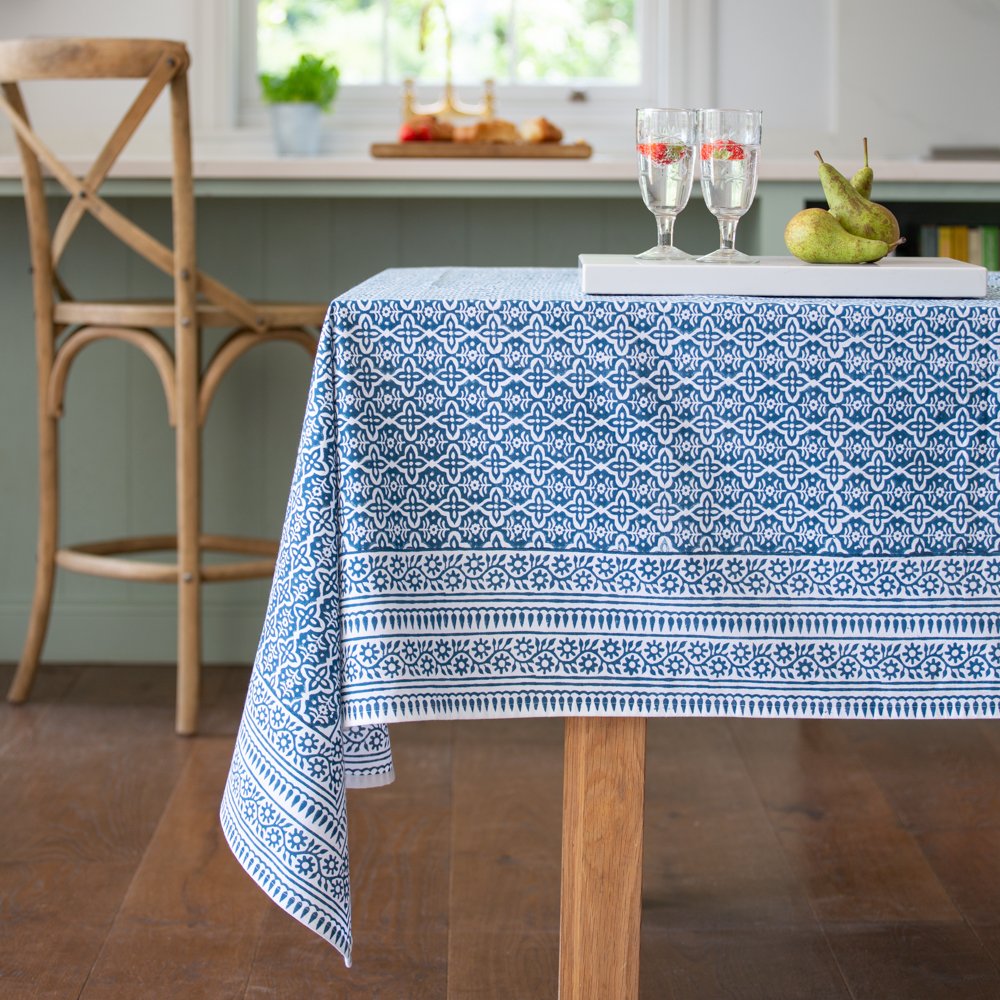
0, 38, 326, 734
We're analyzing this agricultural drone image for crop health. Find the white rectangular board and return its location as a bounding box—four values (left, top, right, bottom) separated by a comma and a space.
578, 255, 988, 298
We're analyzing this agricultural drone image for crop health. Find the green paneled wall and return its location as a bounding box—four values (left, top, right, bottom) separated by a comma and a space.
0, 193, 737, 664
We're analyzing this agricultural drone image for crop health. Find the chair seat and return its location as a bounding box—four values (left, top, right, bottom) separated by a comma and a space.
54, 298, 329, 329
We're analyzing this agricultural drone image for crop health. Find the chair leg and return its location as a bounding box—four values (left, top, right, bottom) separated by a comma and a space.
8, 413, 59, 704
174, 326, 201, 737
176, 536, 200, 735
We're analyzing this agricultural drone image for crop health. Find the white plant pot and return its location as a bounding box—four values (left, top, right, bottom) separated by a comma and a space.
270, 102, 324, 156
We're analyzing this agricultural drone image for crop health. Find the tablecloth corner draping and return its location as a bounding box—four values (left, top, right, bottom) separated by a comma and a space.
219, 305, 393, 964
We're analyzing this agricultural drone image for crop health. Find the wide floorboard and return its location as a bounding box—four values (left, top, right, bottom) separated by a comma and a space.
1, 663, 999, 999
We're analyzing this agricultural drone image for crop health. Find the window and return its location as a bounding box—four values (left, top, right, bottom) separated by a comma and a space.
241, 0, 661, 143
256, 0, 640, 86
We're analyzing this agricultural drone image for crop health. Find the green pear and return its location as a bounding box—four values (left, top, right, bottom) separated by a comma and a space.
850, 137, 873, 198
815, 150, 899, 245
785, 208, 891, 264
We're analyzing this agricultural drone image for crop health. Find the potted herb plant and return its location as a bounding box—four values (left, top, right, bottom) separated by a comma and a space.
260, 54, 340, 156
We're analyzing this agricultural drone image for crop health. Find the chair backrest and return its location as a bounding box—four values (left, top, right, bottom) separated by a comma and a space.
0, 38, 263, 331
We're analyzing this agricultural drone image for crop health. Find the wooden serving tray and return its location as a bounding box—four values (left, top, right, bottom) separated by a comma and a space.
370, 141, 593, 159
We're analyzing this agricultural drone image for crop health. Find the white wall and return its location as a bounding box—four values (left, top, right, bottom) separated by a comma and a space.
1, 0, 998, 161
0, 0, 206, 155
669, 0, 1000, 162
831, 0, 999, 160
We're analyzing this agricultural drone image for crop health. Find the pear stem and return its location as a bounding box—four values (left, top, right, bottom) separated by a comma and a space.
814, 150, 824, 164
863, 136, 869, 168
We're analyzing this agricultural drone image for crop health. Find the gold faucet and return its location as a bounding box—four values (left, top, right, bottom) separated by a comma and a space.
402, 0, 494, 121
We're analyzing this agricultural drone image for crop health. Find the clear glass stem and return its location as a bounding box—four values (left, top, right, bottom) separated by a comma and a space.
656, 214, 676, 252
717, 217, 739, 252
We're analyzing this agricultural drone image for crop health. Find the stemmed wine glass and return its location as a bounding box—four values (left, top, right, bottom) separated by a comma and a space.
697, 109, 762, 263
635, 108, 696, 261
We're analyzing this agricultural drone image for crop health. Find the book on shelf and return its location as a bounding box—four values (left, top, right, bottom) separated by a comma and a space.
915, 224, 1000, 269
968, 227, 983, 266
983, 226, 1000, 271
952, 225, 969, 263
919, 225, 938, 258
937, 226, 954, 260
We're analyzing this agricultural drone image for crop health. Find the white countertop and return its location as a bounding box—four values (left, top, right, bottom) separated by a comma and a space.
2, 152, 1000, 184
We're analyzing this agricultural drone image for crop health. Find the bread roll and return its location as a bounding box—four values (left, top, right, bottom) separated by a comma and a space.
453, 119, 520, 144
520, 117, 563, 143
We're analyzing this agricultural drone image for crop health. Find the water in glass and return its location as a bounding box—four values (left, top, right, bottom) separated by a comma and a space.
701, 144, 760, 218
638, 142, 694, 215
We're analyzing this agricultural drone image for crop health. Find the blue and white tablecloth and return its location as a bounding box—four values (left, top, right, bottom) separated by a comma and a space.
221, 267, 1000, 964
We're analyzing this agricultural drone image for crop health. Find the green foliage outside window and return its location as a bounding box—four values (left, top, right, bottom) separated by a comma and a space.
257, 0, 638, 85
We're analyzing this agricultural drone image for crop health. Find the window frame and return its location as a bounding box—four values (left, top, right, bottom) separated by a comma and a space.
234, 0, 665, 146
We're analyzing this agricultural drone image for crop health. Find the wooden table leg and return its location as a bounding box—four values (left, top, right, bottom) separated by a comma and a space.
559, 716, 647, 1000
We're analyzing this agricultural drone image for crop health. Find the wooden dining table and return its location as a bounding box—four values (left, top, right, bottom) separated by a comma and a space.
221, 266, 1000, 997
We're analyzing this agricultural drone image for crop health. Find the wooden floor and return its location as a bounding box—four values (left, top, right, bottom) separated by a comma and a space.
2, 664, 1000, 999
